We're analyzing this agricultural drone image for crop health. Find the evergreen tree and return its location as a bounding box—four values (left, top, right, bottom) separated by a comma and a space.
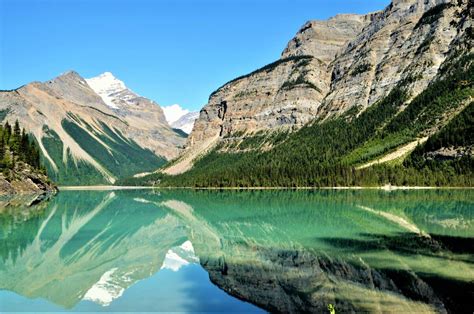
20, 129, 29, 161
0, 136, 5, 164
0, 121, 42, 171
4, 121, 11, 144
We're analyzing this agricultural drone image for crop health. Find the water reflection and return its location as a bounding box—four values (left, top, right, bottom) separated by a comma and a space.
0, 189, 472, 313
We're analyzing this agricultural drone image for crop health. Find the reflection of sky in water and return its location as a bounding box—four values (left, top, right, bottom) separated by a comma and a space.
0, 259, 263, 312
1, 189, 472, 313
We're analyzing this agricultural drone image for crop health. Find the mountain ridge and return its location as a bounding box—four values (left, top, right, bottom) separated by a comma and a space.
0, 71, 186, 185
161, 0, 472, 179
124, 0, 474, 187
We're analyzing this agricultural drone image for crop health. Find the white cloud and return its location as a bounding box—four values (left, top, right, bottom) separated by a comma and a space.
162, 104, 189, 124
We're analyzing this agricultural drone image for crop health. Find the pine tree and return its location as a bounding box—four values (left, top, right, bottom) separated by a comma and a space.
13, 120, 21, 139
4, 121, 11, 144
11, 120, 21, 155
20, 129, 29, 161
0, 136, 5, 165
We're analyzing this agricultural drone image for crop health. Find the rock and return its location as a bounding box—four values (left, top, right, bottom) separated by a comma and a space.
320, 0, 465, 117
168, 0, 472, 175
0, 162, 57, 197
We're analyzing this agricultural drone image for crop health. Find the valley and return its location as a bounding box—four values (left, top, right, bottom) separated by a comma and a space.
1, 1, 473, 312
1, 0, 472, 189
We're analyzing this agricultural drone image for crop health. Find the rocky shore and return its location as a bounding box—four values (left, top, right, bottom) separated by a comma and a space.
0, 162, 57, 197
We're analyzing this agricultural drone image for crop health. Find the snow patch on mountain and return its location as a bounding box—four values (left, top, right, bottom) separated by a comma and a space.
83, 267, 127, 306
85, 72, 129, 109
162, 104, 198, 134
171, 112, 199, 134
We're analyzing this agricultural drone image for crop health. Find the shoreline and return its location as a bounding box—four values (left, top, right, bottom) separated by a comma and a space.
59, 186, 157, 191
58, 185, 473, 191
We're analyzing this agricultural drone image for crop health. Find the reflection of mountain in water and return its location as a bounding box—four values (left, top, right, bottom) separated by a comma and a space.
0, 191, 188, 308
161, 240, 200, 272
160, 189, 474, 313
0, 189, 472, 313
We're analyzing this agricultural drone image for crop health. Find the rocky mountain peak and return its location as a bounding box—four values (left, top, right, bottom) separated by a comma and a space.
281, 12, 376, 63
40, 71, 106, 110
88, 72, 127, 92
320, 0, 464, 117
49, 70, 88, 86
166, 0, 470, 176
85, 72, 130, 109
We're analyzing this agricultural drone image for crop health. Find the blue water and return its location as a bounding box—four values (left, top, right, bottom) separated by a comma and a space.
0, 189, 472, 312
0, 264, 261, 312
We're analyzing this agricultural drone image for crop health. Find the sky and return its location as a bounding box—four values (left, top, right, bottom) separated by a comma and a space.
1, 0, 389, 111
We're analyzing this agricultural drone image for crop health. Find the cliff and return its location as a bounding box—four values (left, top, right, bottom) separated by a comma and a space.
165, 0, 472, 176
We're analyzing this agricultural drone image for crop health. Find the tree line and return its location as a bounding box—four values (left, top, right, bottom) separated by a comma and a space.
0, 120, 41, 172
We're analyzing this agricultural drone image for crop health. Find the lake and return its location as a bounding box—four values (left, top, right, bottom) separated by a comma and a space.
0, 189, 473, 313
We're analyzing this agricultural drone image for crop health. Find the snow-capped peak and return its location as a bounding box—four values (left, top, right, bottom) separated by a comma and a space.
171, 112, 199, 134
86, 72, 128, 109
162, 104, 190, 125
162, 104, 199, 134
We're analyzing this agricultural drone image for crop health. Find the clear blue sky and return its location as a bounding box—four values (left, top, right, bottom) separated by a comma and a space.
1, 0, 389, 111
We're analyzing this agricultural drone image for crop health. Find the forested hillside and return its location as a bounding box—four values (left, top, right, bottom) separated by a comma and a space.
0, 120, 41, 171
119, 53, 473, 187
0, 120, 55, 195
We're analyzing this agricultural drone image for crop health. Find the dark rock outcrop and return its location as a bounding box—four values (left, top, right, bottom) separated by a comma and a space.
0, 162, 56, 197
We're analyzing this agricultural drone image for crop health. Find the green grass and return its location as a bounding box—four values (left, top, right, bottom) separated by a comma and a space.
342, 132, 414, 166
40, 117, 167, 185
61, 119, 166, 180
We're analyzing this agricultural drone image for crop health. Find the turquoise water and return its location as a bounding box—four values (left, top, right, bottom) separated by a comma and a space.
0, 189, 473, 313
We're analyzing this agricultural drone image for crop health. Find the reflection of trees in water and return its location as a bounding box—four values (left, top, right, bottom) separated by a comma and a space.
0, 194, 53, 263
0, 189, 472, 312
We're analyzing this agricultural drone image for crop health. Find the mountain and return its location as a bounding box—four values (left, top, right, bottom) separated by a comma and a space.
171, 112, 199, 134
162, 104, 199, 134
154, 0, 473, 186
0, 71, 186, 185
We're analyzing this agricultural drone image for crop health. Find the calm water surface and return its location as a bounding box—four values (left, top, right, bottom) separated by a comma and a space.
0, 189, 472, 313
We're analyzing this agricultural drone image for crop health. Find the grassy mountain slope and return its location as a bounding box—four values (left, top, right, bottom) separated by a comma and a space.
41, 116, 166, 185
0, 70, 184, 186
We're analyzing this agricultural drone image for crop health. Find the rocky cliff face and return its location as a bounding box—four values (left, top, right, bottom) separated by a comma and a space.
320, 0, 468, 117
165, 15, 373, 174
281, 14, 377, 61
0, 162, 56, 197
190, 14, 374, 139
167, 0, 472, 175
0, 71, 185, 184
